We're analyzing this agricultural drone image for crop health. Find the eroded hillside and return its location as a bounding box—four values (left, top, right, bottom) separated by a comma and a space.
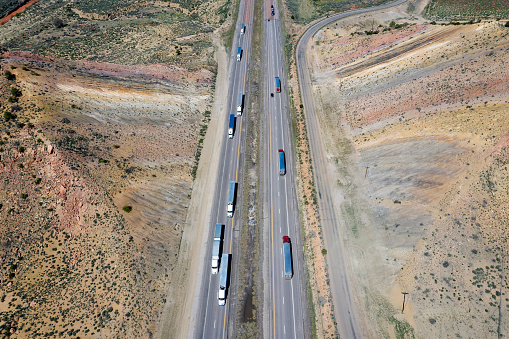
0, 0, 228, 337
309, 9, 509, 338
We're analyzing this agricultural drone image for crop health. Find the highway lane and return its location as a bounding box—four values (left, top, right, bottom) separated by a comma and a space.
193, 0, 254, 337
295, 0, 407, 338
264, 0, 307, 337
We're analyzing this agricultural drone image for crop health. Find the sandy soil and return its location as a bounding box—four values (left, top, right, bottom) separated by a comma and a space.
308, 4, 509, 338
0, 56, 213, 337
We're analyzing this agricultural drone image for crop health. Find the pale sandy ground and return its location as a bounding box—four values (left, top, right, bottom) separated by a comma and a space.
308, 2, 509, 338
158, 32, 229, 338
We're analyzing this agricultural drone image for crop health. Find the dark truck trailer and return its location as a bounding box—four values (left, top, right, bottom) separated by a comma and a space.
278, 149, 286, 175
237, 47, 242, 61
283, 236, 293, 279
228, 114, 235, 139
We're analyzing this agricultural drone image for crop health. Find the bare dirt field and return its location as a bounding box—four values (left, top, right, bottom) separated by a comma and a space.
308, 4, 509, 338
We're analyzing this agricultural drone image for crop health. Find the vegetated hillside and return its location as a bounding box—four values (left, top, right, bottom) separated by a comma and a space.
0, 0, 23, 19
0, 0, 230, 68
424, 0, 509, 21
309, 13, 509, 338
0, 0, 226, 337
284, 0, 390, 26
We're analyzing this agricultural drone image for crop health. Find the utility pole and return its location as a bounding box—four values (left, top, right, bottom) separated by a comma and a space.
364, 165, 369, 178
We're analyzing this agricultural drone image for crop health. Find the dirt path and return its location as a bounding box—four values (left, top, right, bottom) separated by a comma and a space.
158, 32, 229, 339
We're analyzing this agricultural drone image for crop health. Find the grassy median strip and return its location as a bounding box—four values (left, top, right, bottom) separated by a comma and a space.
235, 0, 263, 336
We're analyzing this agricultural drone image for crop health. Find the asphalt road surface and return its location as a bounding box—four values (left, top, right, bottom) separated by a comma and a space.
295, 0, 407, 338
193, 0, 254, 337
262, 0, 308, 338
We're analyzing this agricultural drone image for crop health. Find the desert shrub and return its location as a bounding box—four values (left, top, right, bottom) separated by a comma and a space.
122, 205, 132, 213
53, 17, 65, 28
321, 249, 327, 255
3, 110, 16, 122
10, 87, 22, 97
18, 146, 25, 153
505, 21, 509, 27
35, 178, 41, 184
5, 70, 15, 80
20, 193, 28, 199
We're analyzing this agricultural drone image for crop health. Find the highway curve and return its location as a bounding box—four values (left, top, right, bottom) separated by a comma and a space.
295, 0, 407, 338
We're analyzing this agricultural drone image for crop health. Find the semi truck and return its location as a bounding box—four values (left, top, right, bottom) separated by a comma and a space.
271, 4, 274, 15
278, 149, 286, 175
218, 253, 230, 305
228, 114, 235, 139
237, 92, 243, 115
237, 47, 242, 61
211, 224, 224, 274
240, 23, 245, 34
227, 181, 236, 218
283, 236, 293, 280
275, 77, 281, 92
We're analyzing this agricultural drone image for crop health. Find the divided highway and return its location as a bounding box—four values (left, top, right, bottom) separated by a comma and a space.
295, 0, 407, 338
193, 0, 254, 336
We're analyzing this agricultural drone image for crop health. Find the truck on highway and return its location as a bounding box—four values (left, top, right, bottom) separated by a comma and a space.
237, 47, 242, 61
278, 149, 286, 175
240, 23, 245, 34
275, 77, 281, 92
228, 114, 235, 139
211, 224, 224, 274
227, 181, 236, 218
237, 92, 243, 115
218, 253, 230, 305
271, 4, 274, 15
283, 236, 293, 280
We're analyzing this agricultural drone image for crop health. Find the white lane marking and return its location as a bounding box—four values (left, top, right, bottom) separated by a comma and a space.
291, 279, 297, 339
279, 208, 280, 214
283, 297, 285, 304
214, 320, 216, 329
284, 325, 286, 334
